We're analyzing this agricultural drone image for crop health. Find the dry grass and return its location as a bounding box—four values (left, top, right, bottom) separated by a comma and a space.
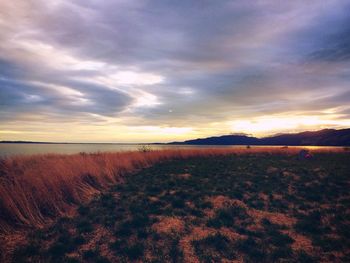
0, 146, 342, 233
2, 148, 348, 262
152, 216, 185, 234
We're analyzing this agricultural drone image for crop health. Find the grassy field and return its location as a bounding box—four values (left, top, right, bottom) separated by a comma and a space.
0, 148, 245, 232
3, 150, 349, 262
0, 147, 319, 232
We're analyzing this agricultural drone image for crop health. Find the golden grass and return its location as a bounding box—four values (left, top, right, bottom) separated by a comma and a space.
0, 146, 343, 233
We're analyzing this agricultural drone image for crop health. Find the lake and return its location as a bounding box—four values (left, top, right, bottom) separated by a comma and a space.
0, 143, 182, 157
0, 143, 240, 157
0, 143, 343, 157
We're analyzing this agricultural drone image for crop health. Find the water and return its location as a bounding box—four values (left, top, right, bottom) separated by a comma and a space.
0, 143, 226, 157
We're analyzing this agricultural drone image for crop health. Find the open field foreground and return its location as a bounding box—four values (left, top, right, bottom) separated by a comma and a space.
1, 148, 349, 262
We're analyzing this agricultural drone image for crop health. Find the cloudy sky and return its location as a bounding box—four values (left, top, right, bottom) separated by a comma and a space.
1, 0, 350, 142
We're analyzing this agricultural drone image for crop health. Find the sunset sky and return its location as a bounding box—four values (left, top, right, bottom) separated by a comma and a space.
1, 1, 350, 142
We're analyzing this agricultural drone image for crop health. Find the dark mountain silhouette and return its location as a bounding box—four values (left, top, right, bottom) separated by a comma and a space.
169, 128, 350, 146
170, 135, 260, 145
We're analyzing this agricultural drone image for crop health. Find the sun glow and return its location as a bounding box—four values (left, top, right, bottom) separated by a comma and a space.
229, 115, 350, 136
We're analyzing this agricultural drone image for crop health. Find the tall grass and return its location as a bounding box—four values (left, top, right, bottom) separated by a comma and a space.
0, 147, 342, 233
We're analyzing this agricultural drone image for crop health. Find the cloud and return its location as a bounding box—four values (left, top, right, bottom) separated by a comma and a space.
1, 0, 350, 141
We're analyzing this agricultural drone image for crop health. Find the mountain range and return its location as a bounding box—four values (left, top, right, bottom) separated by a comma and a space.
168, 128, 350, 146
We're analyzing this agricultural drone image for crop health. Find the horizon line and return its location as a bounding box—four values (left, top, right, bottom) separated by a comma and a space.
1, 127, 347, 145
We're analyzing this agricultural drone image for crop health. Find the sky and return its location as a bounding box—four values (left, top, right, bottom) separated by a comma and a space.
1, 0, 350, 143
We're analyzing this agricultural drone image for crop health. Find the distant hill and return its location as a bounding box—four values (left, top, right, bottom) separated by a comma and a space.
169, 135, 260, 145
169, 128, 350, 146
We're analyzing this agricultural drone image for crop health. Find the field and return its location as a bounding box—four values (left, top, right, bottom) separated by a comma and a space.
1, 148, 349, 262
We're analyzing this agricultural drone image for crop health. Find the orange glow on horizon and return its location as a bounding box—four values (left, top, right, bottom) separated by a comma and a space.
1, 113, 349, 143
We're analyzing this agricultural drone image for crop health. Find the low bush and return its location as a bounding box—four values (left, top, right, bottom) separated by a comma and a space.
193, 233, 235, 262
207, 205, 248, 228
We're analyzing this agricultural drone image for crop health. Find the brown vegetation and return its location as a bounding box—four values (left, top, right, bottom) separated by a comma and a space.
1, 149, 348, 262
0, 146, 342, 234
152, 216, 185, 234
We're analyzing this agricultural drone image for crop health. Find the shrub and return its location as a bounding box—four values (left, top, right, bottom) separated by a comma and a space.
82, 249, 99, 260
12, 244, 40, 262
295, 211, 322, 235
48, 242, 70, 258
65, 257, 80, 263
207, 205, 247, 228
100, 193, 116, 209
171, 197, 186, 209
115, 221, 133, 237
124, 243, 144, 260
235, 237, 258, 253
130, 214, 150, 228
268, 230, 294, 246
77, 205, 90, 216
169, 238, 183, 262
270, 247, 293, 260
235, 237, 266, 261
76, 219, 93, 233
193, 233, 235, 262
297, 251, 318, 263
138, 145, 152, 153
